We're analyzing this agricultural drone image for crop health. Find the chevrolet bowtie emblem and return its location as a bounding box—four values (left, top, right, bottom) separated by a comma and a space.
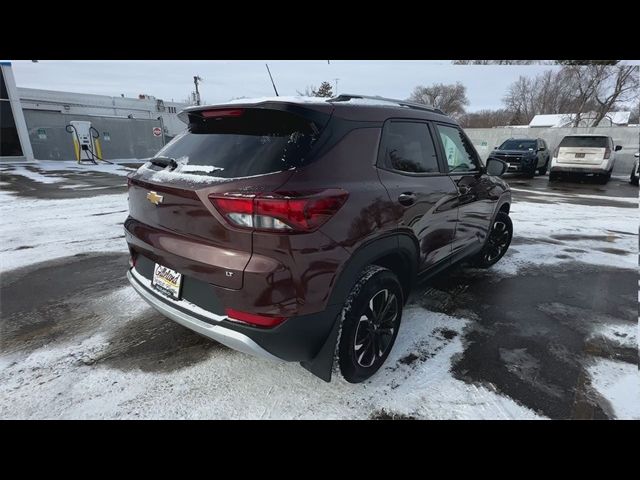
146, 191, 163, 205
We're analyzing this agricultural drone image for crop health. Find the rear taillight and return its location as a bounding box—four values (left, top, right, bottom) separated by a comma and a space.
225, 308, 286, 328
209, 189, 348, 233
604, 147, 611, 159
553, 147, 559, 158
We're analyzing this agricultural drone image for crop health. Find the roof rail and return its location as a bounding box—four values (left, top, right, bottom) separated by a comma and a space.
328, 93, 445, 115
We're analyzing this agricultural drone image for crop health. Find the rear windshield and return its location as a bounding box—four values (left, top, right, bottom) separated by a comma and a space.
559, 136, 608, 148
498, 139, 537, 150
153, 109, 323, 179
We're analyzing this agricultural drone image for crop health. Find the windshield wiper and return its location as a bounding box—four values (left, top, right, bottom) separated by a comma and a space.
150, 156, 178, 170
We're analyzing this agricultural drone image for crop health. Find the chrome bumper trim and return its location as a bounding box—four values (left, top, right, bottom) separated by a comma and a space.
127, 269, 282, 362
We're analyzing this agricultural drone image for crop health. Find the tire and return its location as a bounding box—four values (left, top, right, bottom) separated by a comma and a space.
597, 172, 611, 185
472, 212, 513, 269
631, 173, 639, 186
549, 171, 560, 182
537, 158, 549, 175
524, 168, 535, 179
336, 265, 403, 384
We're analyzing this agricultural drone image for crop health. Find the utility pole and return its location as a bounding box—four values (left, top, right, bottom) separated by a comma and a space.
193, 75, 202, 105
333, 78, 340, 95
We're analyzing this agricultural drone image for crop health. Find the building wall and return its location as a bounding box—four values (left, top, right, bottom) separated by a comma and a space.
18, 88, 189, 137
465, 126, 640, 174
24, 110, 164, 160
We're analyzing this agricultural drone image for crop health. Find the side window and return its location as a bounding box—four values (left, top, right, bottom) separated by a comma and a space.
379, 121, 440, 174
435, 124, 480, 173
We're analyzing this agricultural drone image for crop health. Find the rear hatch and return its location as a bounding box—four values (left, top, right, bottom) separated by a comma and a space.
127, 103, 332, 289
557, 136, 608, 165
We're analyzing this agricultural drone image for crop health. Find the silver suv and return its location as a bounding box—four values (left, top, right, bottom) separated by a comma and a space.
549, 134, 622, 184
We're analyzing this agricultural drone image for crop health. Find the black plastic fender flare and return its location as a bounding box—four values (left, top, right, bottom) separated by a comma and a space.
300, 232, 419, 381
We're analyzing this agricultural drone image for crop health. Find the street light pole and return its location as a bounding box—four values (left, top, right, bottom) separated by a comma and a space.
193, 75, 202, 105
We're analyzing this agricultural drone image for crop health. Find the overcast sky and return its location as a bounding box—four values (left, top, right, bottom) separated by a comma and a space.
8, 60, 560, 111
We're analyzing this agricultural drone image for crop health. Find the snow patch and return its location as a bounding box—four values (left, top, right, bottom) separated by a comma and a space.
588, 359, 640, 419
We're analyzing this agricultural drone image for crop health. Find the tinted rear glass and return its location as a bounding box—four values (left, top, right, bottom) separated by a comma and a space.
154, 109, 323, 179
499, 139, 537, 150
559, 136, 608, 148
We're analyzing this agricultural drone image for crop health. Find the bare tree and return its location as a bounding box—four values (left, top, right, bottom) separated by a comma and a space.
556, 60, 619, 65
590, 66, 639, 126
458, 109, 514, 128
408, 82, 469, 118
452, 60, 620, 65
452, 60, 543, 65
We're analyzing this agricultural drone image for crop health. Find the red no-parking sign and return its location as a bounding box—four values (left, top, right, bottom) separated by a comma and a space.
153, 127, 162, 137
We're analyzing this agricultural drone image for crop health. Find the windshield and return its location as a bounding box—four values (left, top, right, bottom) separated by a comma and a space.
153, 109, 322, 179
498, 139, 537, 151
559, 136, 608, 148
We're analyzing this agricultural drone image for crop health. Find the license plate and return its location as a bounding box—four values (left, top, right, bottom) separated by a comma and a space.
152, 263, 183, 300
575, 153, 585, 158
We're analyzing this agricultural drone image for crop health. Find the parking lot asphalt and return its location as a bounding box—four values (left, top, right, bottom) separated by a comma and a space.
0, 165, 637, 419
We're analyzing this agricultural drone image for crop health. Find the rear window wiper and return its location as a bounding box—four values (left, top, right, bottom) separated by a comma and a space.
150, 156, 178, 170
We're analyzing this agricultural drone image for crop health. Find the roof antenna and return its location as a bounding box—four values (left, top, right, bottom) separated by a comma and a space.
265, 63, 279, 97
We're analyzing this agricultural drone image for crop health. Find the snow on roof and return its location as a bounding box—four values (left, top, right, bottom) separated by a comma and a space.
204, 95, 419, 109
529, 112, 631, 127
225, 96, 331, 105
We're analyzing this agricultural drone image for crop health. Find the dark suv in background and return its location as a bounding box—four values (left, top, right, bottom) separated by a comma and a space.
125, 95, 512, 383
489, 137, 550, 178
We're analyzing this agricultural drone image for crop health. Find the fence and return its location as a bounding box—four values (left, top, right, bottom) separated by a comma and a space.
464, 125, 640, 174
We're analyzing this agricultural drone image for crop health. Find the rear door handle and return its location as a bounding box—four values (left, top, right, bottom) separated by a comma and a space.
398, 193, 416, 206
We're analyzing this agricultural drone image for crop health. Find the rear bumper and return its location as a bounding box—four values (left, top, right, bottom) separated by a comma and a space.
127, 268, 281, 362
550, 166, 610, 174
127, 265, 341, 363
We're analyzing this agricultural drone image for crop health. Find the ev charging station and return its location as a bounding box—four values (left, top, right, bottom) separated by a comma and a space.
66, 120, 104, 164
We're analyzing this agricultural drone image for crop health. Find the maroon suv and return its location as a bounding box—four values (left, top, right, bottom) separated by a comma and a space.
125, 94, 512, 383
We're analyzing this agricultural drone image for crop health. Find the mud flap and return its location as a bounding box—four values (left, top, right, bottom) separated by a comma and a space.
300, 310, 342, 382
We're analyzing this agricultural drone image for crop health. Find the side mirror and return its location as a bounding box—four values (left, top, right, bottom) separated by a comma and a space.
486, 158, 508, 177
614, 145, 622, 151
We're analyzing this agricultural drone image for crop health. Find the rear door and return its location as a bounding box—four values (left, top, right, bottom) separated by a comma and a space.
557, 136, 608, 165
376, 120, 459, 271
434, 123, 499, 255
126, 106, 329, 289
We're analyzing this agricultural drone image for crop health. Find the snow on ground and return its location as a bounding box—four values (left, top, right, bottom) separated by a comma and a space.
494, 200, 638, 275
588, 359, 640, 419
0, 165, 66, 184
0, 293, 541, 419
0, 160, 138, 179
0, 168, 637, 419
0, 189, 128, 271
510, 186, 638, 204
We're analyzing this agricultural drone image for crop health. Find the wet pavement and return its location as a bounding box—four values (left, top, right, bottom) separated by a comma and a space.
414, 263, 637, 419
0, 163, 137, 199
0, 165, 637, 418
